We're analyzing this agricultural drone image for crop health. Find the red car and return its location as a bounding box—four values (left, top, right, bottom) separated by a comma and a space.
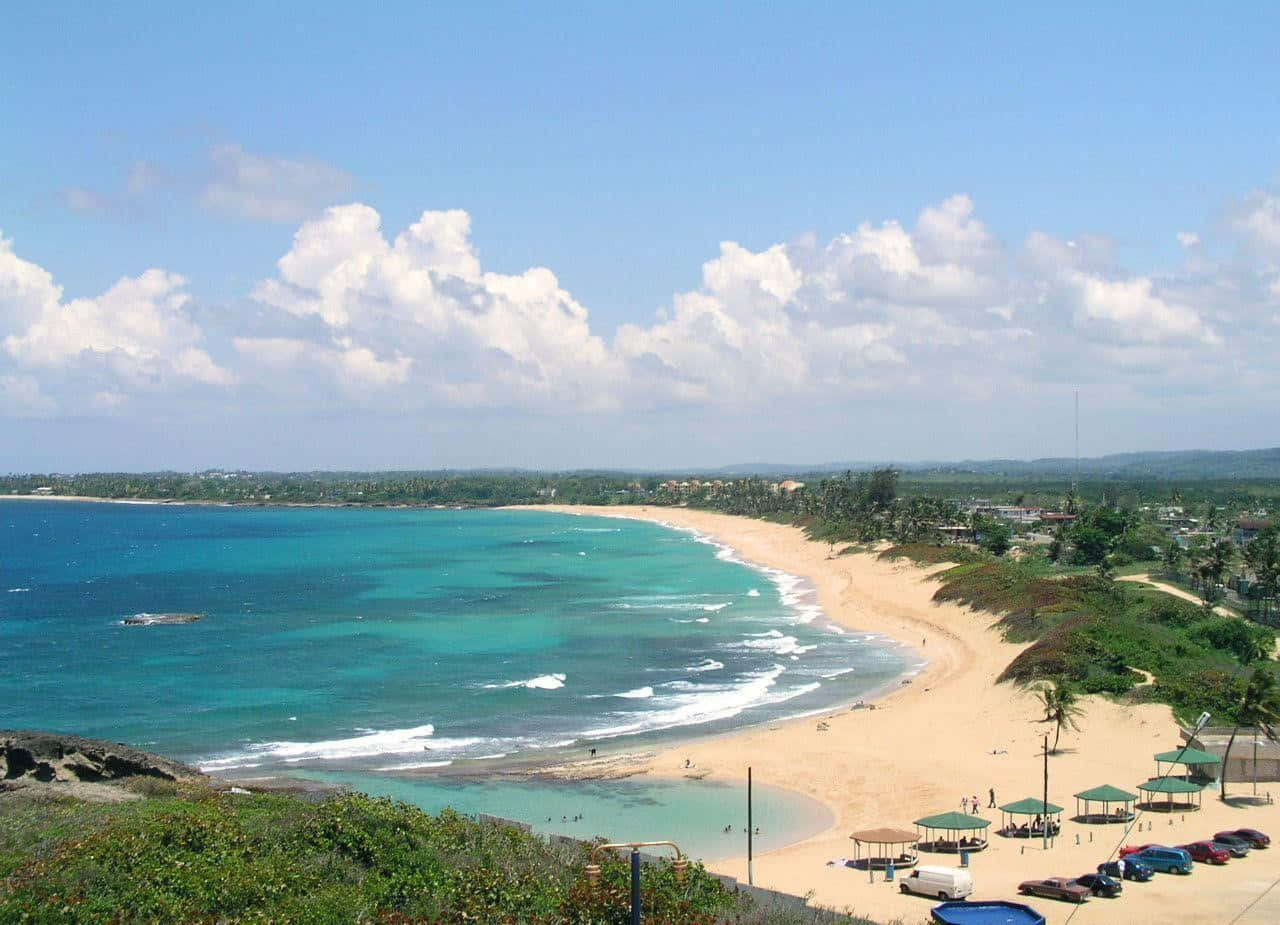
1221, 828, 1270, 848
1119, 844, 1157, 857
1178, 841, 1230, 864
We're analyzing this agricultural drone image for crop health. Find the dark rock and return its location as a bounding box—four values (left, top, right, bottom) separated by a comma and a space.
0, 730, 206, 784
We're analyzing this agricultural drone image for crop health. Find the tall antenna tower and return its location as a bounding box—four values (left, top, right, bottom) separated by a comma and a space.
1073, 389, 1079, 496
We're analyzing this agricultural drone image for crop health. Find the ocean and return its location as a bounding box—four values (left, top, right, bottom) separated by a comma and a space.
1, 501, 918, 855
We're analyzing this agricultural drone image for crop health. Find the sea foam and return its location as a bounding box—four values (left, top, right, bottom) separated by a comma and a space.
483, 673, 567, 691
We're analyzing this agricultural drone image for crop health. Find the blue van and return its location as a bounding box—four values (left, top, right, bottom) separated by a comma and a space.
1121, 846, 1193, 874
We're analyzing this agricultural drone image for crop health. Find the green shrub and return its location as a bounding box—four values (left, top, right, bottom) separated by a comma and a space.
0, 792, 752, 924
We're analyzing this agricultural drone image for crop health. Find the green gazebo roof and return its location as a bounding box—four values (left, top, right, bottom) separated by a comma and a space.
999, 797, 1064, 815
1074, 784, 1137, 802
914, 811, 991, 829
1137, 777, 1204, 794
1154, 747, 1221, 765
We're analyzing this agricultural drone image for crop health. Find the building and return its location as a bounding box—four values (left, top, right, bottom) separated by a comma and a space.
1185, 727, 1280, 785
1233, 519, 1275, 547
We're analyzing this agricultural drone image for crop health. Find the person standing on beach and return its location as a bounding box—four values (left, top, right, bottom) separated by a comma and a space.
988, 788, 995, 808
971, 795, 979, 814
961, 795, 968, 813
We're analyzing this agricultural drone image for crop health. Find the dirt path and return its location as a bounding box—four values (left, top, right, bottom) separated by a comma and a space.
1119, 573, 1237, 617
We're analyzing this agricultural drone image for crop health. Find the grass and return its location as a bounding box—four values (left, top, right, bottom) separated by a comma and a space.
0, 788, 885, 924
880, 545, 1275, 725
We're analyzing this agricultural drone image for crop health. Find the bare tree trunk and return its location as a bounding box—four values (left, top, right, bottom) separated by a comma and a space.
1220, 724, 1241, 802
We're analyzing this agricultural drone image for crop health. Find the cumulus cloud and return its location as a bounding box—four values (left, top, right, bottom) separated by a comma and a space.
200, 145, 355, 223
0, 232, 232, 414
9, 179, 1280, 438
240, 204, 621, 408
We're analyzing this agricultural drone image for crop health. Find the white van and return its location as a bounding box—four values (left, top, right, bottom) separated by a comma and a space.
898, 865, 974, 900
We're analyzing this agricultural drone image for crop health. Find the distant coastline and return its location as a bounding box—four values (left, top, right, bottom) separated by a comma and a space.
0, 494, 477, 510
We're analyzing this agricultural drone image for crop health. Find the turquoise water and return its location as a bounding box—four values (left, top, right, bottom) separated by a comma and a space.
2, 501, 916, 849
304, 772, 833, 862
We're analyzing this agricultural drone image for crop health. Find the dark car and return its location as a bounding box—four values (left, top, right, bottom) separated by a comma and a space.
1098, 859, 1154, 882
1178, 841, 1230, 864
1210, 834, 1251, 857
1074, 872, 1122, 897
1221, 828, 1270, 848
1017, 877, 1091, 903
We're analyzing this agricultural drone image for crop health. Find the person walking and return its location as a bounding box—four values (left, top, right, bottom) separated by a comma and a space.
971, 794, 979, 814
961, 795, 968, 813
988, 788, 996, 808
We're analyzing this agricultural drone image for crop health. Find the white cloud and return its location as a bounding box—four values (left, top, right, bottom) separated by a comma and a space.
0, 233, 233, 414
242, 204, 621, 409
1067, 272, 1218, 344
10, 180, 1280, 445
0, 373, 57, 417
201, 145, 355, 223
1234, 190, 1280, 258
57, 162, 164, 219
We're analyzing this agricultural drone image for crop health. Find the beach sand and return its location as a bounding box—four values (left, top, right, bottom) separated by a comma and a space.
536, 505, 1280, 925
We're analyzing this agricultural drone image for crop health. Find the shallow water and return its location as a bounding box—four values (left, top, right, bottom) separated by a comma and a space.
301, 770, 834, 862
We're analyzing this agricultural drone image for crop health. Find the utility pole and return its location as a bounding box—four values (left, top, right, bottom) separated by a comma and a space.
1043, 734, 1050, 851
747, 766, 754, 885
1073, 389, 1080, 497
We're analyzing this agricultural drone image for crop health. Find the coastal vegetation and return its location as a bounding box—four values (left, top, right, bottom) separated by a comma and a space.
0, 786, 875, 925
879, 546, 1280, 732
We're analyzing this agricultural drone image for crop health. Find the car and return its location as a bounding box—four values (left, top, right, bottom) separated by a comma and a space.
1117, 845, 1194, 874
1221, 828, 1270, 848
1017, 877, 1091, 903
1098, 859, 1154, 882
1073, 872, 1122, 897
1210, 834, 1252, 857
1178, 841, 1230, 864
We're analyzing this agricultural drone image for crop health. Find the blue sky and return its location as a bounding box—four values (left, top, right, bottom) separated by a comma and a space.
3, 2, 1280, 470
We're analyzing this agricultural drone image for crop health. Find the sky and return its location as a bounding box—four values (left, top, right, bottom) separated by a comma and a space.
3, 2, 1280, 472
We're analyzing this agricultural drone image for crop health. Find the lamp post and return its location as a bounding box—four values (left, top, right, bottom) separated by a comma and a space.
585, 840, 687, 925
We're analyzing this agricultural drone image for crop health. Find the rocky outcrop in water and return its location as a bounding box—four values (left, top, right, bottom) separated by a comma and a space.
0, 730, 206, 784
122, 612, 203, 625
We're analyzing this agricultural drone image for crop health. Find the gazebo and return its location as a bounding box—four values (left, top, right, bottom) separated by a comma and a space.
996, 798, 1063, 838
849, 827, 919, 870
1154, 747, 1221, 783
1137, 777, 1204, 812
1073, 784, 1137, 823
913, 812, 990, 853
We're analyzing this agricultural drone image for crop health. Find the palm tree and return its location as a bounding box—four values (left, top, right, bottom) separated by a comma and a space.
1037, 680, 1085, 754
1197, 539, 1236, 604
1221, 666, 1280, 801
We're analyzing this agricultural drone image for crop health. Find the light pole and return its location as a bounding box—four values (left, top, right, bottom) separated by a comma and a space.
585, 840, 687, 925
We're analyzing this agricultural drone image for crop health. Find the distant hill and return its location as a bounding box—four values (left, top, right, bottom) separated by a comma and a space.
713, 447, 1280, 481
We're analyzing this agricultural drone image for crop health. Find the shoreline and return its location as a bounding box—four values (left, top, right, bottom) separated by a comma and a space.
521, 505, 1280, 925
10, 497, 1278, 922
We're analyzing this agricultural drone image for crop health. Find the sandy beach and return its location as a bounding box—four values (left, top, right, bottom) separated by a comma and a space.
535, 505, 1280, 925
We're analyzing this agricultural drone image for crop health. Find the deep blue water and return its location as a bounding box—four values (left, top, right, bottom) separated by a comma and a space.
1, 502, 918, 775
